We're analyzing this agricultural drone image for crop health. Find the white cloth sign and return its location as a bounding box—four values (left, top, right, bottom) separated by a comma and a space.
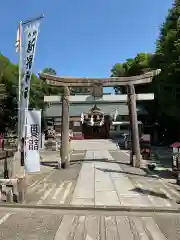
24, 110, 41, 172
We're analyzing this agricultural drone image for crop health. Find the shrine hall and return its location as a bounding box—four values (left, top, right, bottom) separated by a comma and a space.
43, 93, 153, 139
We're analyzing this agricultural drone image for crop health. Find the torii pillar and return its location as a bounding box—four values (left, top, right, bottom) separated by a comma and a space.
128, 85, 141, 167
60, 86, 70, 168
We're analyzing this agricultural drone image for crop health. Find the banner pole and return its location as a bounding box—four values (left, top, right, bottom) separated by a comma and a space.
17, 21, 23, 150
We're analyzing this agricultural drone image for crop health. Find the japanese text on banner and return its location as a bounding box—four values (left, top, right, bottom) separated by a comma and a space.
28, 124, 39, 151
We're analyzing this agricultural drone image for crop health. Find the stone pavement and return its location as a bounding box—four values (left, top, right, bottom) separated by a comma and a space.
2, 141, 180, 239
24, 146, 180, 208
71, 149, 180, 208
25, 150, 85, 205
0, 207, 179, 239
3, 139, 176, 209
112, 150, 180, 207
71, 139, 119, 150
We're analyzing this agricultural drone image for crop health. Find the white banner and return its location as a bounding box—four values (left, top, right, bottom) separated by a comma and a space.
24, 110, 41, 172
20, 21, 41, 137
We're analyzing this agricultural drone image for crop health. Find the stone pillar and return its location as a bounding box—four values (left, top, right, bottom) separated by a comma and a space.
59, 103, 63, 168
61, 86, 70, 168
128, 85, 141, 168
127, 86, 134, 166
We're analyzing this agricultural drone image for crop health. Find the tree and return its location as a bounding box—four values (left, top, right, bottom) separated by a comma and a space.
111, 63, 126, 94
42, 67, 56, 75
111, 53, 153, 94
152, 0, 180, 120
42, 67, 80, 95
42, 67, 63, 95
0, 54, 19, 132
110, 53, 163, 130
0, 53, 48, 132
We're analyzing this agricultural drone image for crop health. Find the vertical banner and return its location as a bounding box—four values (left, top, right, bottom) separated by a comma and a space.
24, 110, 41, 172
20, 21, 41, 137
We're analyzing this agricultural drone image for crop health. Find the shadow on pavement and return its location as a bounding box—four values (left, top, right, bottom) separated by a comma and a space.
96, 167, 158, 179
149, 156, 172, 169
70, 158, 129, 165
132, 187, 170, 200
40, 161, 58, 168
40, 161, 81, 168
143, 168, 175, 180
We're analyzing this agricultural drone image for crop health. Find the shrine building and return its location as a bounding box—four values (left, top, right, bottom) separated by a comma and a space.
44, 93, 153, 139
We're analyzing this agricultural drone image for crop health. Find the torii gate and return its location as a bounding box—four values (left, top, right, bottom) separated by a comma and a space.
39, 69, 161, 169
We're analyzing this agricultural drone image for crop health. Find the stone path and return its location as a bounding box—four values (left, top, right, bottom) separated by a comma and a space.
71, 150, 149, 206
25, 151, 85, 205
71, 149, 180, 208
0, 207, 179, 240
110, 150, 180, 207
24, 144, 180, 208
71, 139, 119, 150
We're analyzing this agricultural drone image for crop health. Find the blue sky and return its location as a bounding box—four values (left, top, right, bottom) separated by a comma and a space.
1, 0, 172, 92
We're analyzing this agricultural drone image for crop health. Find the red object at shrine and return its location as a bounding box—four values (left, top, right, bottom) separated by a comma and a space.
170, 142, 180, 148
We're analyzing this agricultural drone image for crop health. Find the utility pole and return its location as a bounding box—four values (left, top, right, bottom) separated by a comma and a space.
61, 87, 70, 168
128, 84, 141, 168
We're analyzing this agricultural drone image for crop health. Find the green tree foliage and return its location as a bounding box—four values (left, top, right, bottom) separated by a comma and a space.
111, 53, 153, 94
110, 53, 163, 126
41, 67, 79, 95
42, 67, 63, 95
152, 0, 180, 120
0, 53, 47, 132
42, 67, 57, 75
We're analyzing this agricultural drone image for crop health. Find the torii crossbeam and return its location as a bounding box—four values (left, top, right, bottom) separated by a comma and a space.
39, 69, 161, 87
